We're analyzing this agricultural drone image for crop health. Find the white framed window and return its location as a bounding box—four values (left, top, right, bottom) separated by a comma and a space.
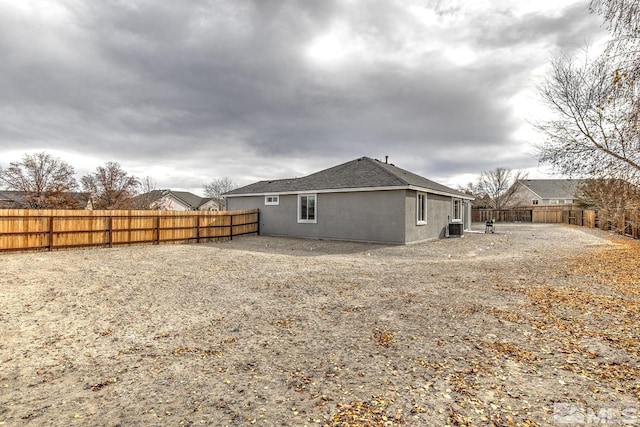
298, 194, 317, 223
549, 199, 559, 205
416, 193, 427, 225
265, 195, 279, 205
452, 199, 462, 222
563, 199, 573, 204
532, 199, 539, 205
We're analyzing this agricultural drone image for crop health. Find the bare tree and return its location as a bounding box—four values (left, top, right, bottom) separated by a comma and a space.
140, 176, 157, 194
591, 0, 640, 144
132, 176, 158, 209
455, 182, 476, 196
203, 177, 237, 210
476, 167, 527, 209
456, 182, 490, 208
534, 53, 640, 181
590, 0, 640, 78
579, 176, 640, 232
591, 0, 640, 33
0, 152, 78, 208
535, 1, 640, 182
581, 177, 640, 209
81, 162, 140, 209
562, 0, 640, 226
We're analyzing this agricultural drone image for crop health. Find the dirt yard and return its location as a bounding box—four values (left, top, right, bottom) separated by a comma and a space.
1, 223, 638, 426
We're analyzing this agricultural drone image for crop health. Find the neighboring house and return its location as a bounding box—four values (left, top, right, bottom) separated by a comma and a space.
0, 190, 93, 209
224, 157, 474, 244
511, 179, 586, 206
0, 192, 17, 209
132, 190, 218, 211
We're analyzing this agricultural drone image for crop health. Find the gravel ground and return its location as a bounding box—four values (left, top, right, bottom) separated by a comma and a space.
1, 223, 638, 426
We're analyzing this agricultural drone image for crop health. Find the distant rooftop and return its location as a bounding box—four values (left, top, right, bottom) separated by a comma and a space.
517, 179, 586, 199
132, 189, 212, 209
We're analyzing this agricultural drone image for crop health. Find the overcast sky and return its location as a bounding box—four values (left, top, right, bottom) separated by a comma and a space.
0, 0, 608, 194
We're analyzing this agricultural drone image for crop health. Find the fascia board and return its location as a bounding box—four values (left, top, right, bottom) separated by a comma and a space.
168, 192, 196, 209
225, 185, 474, 200
407, 185, 475, 200
224, 186, 403, 197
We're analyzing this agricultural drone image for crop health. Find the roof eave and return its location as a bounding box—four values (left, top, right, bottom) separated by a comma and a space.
166, 191, 205, 209
225, 185, 474, 200
407, 185, 475, 200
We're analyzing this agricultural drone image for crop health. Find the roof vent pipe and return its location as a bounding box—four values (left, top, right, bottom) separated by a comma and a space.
385, 155, 388, 164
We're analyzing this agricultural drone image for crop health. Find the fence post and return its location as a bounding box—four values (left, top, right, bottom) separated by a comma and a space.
257, 210, 260, 236
108, 216, 113, 248
48, 216, 54, 251
196, 215, 200, 243
229, 214, 233, 240
155, 216, 160, 245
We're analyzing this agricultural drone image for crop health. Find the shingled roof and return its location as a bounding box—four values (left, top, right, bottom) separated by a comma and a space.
225, 157, 471, 198
131, 190, 213, 209
168, 190, 212, 209
516, 179, 586, 199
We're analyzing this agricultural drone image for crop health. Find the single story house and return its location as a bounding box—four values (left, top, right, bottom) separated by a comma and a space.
131, 190, 218, 211
511, 179, 586, 206
132, 190, 220, 211
224, 157, 474, 244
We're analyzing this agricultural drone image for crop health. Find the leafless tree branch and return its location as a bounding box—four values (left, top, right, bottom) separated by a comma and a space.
81, 162, 140, 209
0, 152, 78, 208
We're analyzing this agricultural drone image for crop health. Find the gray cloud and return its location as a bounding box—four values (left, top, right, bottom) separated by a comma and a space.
0, 0, 608, 191
472, 3, 602, 50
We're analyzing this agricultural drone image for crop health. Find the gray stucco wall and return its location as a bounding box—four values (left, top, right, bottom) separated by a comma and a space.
228, 190, 408, 244
227, 189, 459, 244
404, 191, 453, 243
311, 191, 406, 243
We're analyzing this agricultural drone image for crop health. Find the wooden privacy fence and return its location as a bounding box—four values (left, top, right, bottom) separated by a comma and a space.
472, 209, 532, 223
0, 209, 259, 252
474, 205, 582, 224
472, 207, 640, 239
532, 209, 564, 223
596, 209, 640, 239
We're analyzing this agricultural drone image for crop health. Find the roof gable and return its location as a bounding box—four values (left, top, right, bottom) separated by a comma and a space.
132, 190, 213, 209
225, 157, 470, 198
169, 191, 212, 209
